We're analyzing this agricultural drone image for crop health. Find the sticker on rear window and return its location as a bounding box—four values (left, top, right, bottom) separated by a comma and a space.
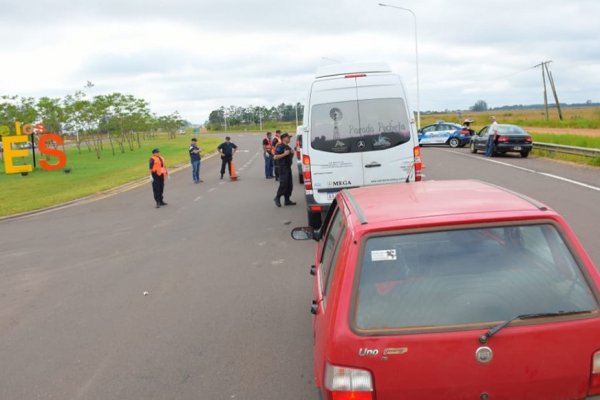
371, 249, 396, 262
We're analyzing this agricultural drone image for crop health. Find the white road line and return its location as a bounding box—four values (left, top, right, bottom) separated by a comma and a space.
208, 188, 216, 193
194, 196, 204, 202
440, 149, 600, 192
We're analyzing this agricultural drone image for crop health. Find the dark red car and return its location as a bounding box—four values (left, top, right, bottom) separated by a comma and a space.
292, 180, 600, 400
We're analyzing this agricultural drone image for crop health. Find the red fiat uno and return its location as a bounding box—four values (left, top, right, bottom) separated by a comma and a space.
292, 180, 600, 400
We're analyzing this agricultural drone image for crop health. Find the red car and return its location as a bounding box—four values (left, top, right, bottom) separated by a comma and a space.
292, 180, 600, 400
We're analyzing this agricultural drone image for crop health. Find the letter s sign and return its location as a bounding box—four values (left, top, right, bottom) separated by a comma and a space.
38, 134, 67, 171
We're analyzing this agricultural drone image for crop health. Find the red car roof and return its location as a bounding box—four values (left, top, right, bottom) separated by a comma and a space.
342, 180, 555, 228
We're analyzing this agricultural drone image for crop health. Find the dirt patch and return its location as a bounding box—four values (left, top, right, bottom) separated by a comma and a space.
524, 127, 600, 137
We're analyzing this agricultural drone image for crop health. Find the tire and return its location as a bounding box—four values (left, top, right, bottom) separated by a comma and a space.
308, 211, 322, 230
448, 138, 460, 148
470, 142, 477, 154
521, 151, 529, 158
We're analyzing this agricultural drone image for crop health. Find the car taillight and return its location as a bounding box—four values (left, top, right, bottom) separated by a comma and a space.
325, 363, 374, 400
413, 146, 422, 182
525, 135, 532, 143
310, 205, 322, 212
497, 135, 509, 143
303, 154, 312, 190
589, 351, 600, 395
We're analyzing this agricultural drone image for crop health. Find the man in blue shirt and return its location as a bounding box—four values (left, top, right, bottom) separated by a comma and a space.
189, 138, 203, 183
217, 136, 238, 179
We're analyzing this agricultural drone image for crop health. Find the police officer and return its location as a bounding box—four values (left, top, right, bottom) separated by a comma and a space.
217, 136, 238, 179
149, 148, 168, 208
271, 130, 282, 181
273, 133, 296, 207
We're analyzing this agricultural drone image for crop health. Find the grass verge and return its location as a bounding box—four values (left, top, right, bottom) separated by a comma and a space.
0, 134, 221, 217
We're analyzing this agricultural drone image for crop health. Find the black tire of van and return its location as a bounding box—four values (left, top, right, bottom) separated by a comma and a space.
308, 211, 322, 230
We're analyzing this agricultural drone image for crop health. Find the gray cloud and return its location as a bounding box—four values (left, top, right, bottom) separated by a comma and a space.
1, 0, 599, 123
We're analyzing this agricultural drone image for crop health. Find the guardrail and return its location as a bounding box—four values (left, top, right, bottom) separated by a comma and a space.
534, 142, 600, 158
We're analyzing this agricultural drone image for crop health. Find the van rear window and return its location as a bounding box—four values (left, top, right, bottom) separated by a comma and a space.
311, 98, 411, 153
353, 224, 598, 332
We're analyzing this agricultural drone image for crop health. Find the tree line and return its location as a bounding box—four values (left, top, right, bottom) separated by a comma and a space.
0, 87, 186, 159
206, 103, 304, 130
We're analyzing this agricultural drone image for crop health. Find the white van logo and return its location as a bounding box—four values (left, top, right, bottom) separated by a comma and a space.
330, 180, 351, 186
358, 348, 379, 357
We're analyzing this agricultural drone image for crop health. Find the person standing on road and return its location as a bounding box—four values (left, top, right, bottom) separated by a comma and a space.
149, 148, 168, 208
217, 136, 237, 179
189, 137, 203, 183
262, 132, 274, 179
486, 116, 499, 157
271, 130, 282, 181
273, 133, 296, 207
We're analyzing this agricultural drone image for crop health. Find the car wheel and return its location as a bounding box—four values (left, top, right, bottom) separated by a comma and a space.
448, 138, 459, 148
521, 151, 529, 158
470, 142, 477, 153
308, 211, 322, 230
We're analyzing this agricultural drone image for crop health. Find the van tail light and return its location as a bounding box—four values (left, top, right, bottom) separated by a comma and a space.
413, 146, 422, 182
588, 351, 600, 395
303, 154, 313, 190
497, 135, 509, 143
325, 363, 374, 400
310, 205, 322, 212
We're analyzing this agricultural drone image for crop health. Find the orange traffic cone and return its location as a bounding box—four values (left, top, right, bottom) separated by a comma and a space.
230, 160, 239, 181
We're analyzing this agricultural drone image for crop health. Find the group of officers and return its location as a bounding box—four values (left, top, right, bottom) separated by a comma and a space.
148, 130, 297, 209
262, 130, 296, 207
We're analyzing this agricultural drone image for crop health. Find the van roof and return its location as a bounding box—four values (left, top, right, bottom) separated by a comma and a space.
315, 62, 392, 79
342, 180, 555, 228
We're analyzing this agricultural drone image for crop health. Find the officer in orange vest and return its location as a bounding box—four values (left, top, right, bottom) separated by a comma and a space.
262, 131, 274, 179
149, 148, 168, 208
271, 129, 282, 181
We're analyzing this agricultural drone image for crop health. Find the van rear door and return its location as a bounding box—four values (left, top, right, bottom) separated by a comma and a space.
355, 75, 415, 185
308, 77, 365, 205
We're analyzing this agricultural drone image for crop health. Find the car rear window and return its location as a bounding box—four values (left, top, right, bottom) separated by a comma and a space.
498, 125, 527, 135
310, 98, 411, 153
353, 224, 598, 332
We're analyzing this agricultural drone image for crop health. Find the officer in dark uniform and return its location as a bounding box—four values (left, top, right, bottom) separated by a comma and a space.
273, 133, 296, 207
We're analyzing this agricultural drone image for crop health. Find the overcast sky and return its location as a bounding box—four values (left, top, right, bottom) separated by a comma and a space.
1, 0, 599, 123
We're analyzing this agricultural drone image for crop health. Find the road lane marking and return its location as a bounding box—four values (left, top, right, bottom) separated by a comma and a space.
194, 196, 204, 202
208, 188, 216, 193
441, 149, 600, 192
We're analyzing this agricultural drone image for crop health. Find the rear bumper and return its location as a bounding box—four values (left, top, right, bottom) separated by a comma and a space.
304, 192, 331, 214
495, 143, 533, 153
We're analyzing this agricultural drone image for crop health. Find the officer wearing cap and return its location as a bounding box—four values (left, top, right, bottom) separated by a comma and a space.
273, 133, 296, 207
149, 148, 168, 208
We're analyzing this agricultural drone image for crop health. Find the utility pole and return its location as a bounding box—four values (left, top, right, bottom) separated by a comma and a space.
534, 61, 550, 120
534, 60, 563, 121
545, 64, 563, 120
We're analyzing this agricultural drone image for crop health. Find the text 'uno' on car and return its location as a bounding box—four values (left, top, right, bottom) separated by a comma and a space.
292, 180, 600, 400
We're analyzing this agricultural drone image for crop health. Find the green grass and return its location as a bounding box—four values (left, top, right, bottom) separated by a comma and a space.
0, 134, 221, 217
530, 133, 600, 149
532, 149, 600, 167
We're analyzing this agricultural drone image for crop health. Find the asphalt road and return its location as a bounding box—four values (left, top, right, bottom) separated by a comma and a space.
0, 137, 599, 400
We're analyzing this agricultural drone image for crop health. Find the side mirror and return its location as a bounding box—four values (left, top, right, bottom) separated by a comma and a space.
291, 227, 315, 240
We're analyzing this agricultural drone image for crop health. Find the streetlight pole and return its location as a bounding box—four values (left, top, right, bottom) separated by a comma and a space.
378, 3, 421, 130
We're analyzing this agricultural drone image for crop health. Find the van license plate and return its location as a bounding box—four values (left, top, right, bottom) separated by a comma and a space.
327, 192, 337, 200
513, 146, 521, 150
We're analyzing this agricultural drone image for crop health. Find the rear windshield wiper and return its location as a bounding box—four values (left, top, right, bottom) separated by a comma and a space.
479, 310, 592, 344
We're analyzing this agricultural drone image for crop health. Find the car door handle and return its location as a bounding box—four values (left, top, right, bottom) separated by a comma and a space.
365, 162, 381, 168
